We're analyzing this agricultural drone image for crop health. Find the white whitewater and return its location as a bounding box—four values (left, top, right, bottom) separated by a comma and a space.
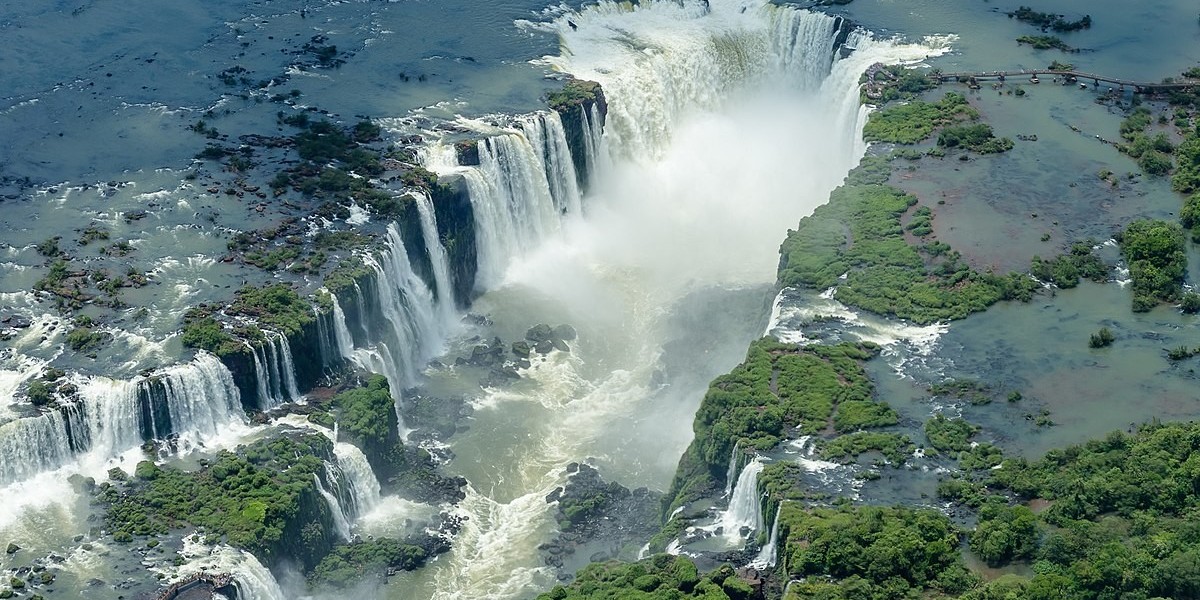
231, 553, 288, 600
364, 223, 447, 385
314, 472, 352, 541
0, 353, 244, 486
413, 190, 459, 324
334, 441, 382, 518
723, 441, 740, 498
274, 332, 301, 402
169, 539, 285, 600
329, 294, 357, 361
721, 456, 765, 537
580, 104, 609, 183
750, 506, 781, 569
0, 411, 74, 485
461, 133, 561, 288
422, 113, 577, 291
518, 111, 584, 217
397, 2, 947, 598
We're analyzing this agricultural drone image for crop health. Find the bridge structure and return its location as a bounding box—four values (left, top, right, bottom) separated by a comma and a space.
932, 70, 1200, 93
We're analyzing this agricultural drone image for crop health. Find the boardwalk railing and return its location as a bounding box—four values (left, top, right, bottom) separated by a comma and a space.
155, 572, 235, 600
932, 70, 1200, 93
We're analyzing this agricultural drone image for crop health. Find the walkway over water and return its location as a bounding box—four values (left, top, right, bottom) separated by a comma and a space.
933, 70, 1200, 93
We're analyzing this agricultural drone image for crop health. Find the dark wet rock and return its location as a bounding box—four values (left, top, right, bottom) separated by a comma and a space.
5, 542, 18, 554
511, 340, 531, 358
525, 323, 554, 343
526, 323, 575, 354
1, 315, 31, 329
541, 462, 663, 576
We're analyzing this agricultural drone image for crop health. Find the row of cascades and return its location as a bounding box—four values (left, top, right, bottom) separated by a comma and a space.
0, 105, 600, 491
0, 1, 931, 596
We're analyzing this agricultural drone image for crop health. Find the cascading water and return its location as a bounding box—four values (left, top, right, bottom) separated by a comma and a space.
0, 412, 74, 485
314, 472, 353, 541
723, 441, 741, 498
334, 442, 382, 518
253, 330, 301, 409
0, 353, 243, 486
750, 506, 781, 569
393, 4, 946, 598
424, 121, 565, 290
413, 191, 459, 324
720, 456, 765, 537
518, 112, 584, 217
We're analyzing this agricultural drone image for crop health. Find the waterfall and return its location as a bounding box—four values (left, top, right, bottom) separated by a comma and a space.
455, 132, 561, 288
362, 223, 446, 385
139, 353, 245, 444
750, 506, 780, 569
581, 103, 609, 184
274, 332, 301, 402
413, 190, 459, 323
0, 353, 243, 486
334, 442, 382, 518
314, 472, 352, 541
231, 553, 287, 600
330, 294, 356, 361
518, 112, 584, 217
723, 441, 741, 498
720, 456, 765, 537
768, 6, 841, 89
0, 411, 73, 485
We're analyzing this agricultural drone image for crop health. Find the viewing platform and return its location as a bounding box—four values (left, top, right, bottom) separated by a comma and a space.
153, 573, 236, 600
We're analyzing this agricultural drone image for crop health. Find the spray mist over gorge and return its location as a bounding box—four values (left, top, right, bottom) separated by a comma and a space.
0, 0, 953, 598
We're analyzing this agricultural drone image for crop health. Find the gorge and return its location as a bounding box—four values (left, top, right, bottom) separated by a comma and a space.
2, 0, 1199, 599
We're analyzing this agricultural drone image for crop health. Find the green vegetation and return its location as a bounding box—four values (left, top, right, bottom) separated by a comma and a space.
1117, 107, 1176, 176
230, 284, 316, 335
65, 326, 107, 353
1016, 35, 1074, 51
333, 375, 394, 453
862, 92, 977, 144
1118, 219, 1187, 310
180, 312, 247, 357
537, 555, 749, 600
970, 502, 1039, 566
820, 431, 914, 465
1030, 241, 1108, 287
309, 538, 438, 588
779, 503, 976, 599
324, 256, 373, 295
665, 340, 881, 509
1009, 7, 1092, 32
25, 380, 52, 407
924, 414, 980, 453
547, 79, 603, 113
861, 64, 938, 104
1089, 327, 1115, 348
99, 434, 336, 567
931, 379, 992, 405
1174, 127, 1200, 193
937, 123, 1015, 154
974, 421, 1200, 599
779, 158, 1037, 324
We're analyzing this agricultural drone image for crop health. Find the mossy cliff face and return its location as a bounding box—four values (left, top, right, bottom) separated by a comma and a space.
664, 339, 884, 513
429, 174, 478, 307
98, 432, 340, 571
548, 79, 608, 192
325, 375, 466, 504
